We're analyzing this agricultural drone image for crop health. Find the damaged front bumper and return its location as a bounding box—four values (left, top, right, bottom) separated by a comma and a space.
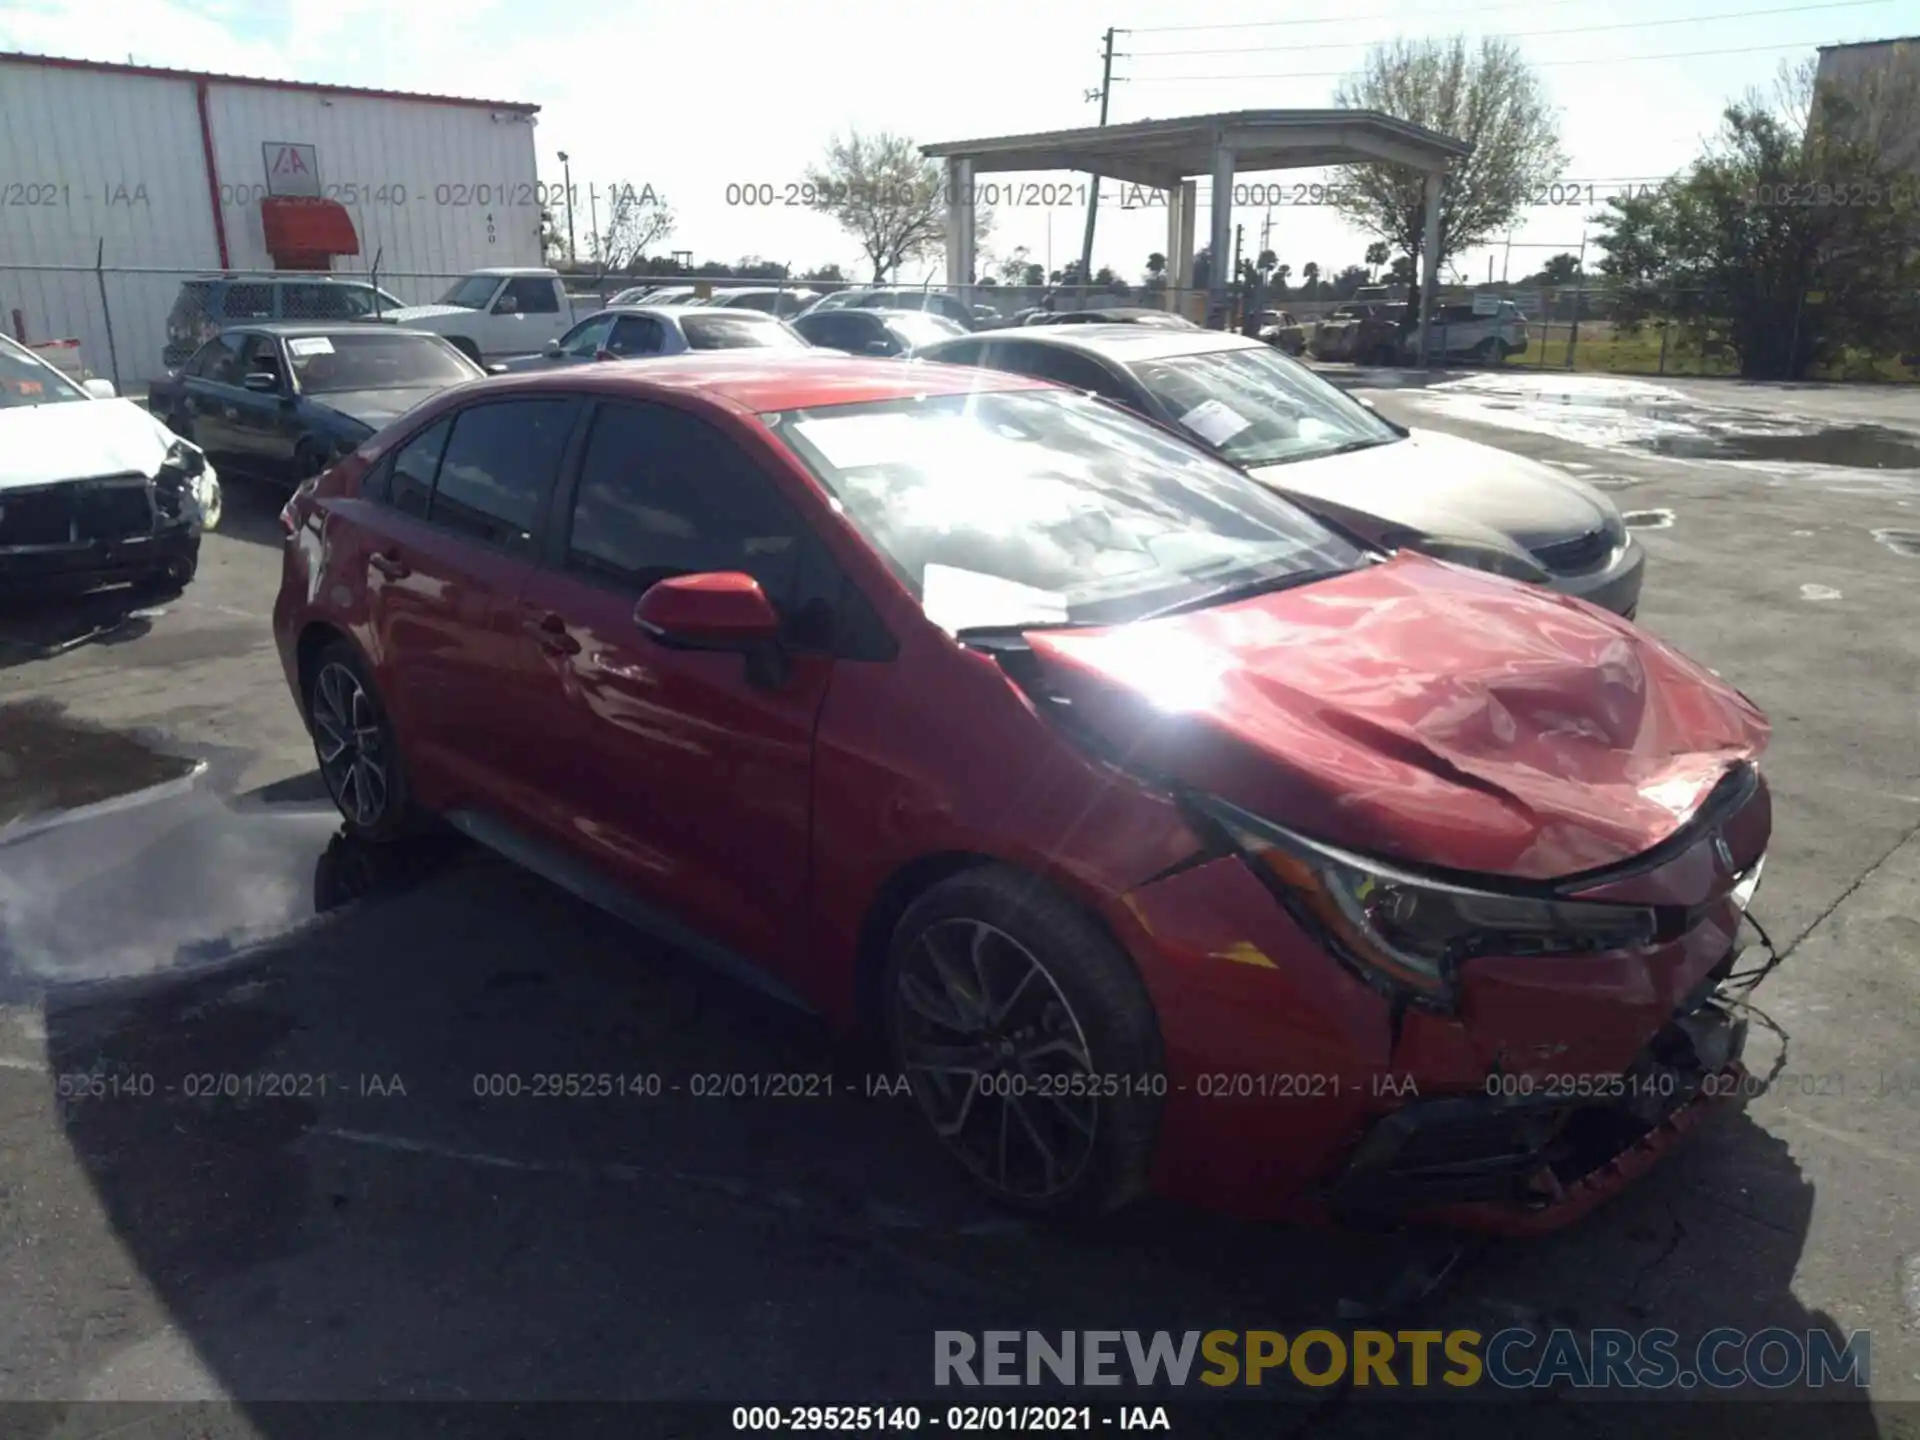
0, 465, 214, 597
1329, 996, 1749, 1234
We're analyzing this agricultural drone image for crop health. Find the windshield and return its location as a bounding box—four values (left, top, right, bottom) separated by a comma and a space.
764, 389, 1362, 632
288, 331, 482, 392
681, 314, 808, 350
0, 340, 87, 407
1129, 344, 1399, 468
438, 275, 502, 309
884, 312, 964, 349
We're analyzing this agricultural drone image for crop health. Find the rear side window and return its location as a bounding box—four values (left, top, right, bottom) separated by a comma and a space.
386, 417, 451, 518
189, 334, 247, 383
430, 399, 575, 551
681, 314, 803, 350
223, 283, 275, 320
168, 283, 214, 334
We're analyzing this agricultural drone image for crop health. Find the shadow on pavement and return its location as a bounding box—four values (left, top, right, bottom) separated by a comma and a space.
0, 755, 1884, 1435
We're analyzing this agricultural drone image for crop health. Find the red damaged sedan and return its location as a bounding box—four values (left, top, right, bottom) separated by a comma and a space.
272, 354, 1772, 1232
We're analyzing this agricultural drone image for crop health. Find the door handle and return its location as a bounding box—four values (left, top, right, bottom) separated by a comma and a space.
368, 550, 410, 580
222, 406, 238, 420
523, 610, 580, 655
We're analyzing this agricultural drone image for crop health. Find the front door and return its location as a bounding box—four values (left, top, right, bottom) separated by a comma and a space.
225, 332, 300, 482
513, 398, 840, 978
355, 395, 582, 817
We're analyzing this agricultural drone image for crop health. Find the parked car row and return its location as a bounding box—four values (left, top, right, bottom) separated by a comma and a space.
268, 348, 1771, 1231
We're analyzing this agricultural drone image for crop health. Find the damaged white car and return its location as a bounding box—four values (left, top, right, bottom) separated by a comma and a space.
0, 335, 220, 598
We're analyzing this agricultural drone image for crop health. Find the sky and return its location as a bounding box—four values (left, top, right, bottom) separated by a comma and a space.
0, 0, 1910, 286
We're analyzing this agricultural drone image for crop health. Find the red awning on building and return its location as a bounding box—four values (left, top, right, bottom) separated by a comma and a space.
260, 196, 360, 256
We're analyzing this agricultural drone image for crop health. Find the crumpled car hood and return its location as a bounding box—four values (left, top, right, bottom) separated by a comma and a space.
1025, 553, 1769, 881
0, 397, 172, 491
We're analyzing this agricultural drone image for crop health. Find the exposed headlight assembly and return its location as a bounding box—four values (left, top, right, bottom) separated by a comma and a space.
1189, 794, 1659, 1002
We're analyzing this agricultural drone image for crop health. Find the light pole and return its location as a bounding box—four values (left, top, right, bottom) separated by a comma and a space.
557, 150, 577, 264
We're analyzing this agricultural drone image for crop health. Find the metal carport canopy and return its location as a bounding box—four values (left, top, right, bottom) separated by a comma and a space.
923, 110, 1473, 352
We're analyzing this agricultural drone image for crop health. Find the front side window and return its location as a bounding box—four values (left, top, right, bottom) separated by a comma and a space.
0, 338, 86, 407
386, 417, 451, 518
566, 402, 806, 607
439, 275, 502, 309
499, 278, 560, 314
764, 389, 1363, 632
560, 314, 618, 358
288, 331, 481, 392
1127, 344, 1400, 468
239, 334, 286, 385
192, 334, 250, 385
429, 400, 574, 550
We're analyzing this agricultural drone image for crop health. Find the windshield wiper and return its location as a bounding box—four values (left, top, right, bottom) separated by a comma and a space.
1137, 565, 1352, 621
1238, 435, 1397, 468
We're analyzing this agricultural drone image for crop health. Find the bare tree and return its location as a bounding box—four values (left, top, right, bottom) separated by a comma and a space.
803, 131, 992, 282
586, 183, 676, 275
1331, 37, 1565, 274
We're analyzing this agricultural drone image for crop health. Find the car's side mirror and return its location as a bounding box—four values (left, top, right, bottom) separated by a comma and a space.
634, 572, 781, 650
543, 339, 563, 357
82, 377, 117, 399
485, 362, 509, 375
243, 371, 281, 392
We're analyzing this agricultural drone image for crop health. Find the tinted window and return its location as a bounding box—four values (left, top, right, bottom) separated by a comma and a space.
387, 417, 450, 518
190, 335, 248, 383
606, 315, 665, 356
500, 278, 559, 314
1001, 344, 1122, 398
566, 402, 805, 606
681, 313, 805, 351
223, 284, 274, 319
881, 313, 963, 350
795, 313, 869, 353
918, 338, 988, 368
431, 400, 574, 550
281, 283, 348, 320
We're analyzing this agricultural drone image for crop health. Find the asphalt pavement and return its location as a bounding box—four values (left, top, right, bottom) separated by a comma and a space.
0, 370, 1916, 1436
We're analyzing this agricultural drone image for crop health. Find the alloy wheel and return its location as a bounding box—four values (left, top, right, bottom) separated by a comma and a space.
311, 661, 390, 829
893, 918, 1099, 1202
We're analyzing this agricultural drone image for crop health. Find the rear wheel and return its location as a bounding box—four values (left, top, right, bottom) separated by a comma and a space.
306, 642, 416, 842
1472, 337, 1501, 364
883, 866, 1164, 1216
137, 543, 199, 599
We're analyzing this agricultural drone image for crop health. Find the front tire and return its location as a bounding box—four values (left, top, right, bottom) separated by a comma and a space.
883, 866, 1164, 1216
306, 642, 416, 842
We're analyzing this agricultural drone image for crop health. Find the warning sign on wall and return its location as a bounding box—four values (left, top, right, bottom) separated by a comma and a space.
263, 143, 321, 198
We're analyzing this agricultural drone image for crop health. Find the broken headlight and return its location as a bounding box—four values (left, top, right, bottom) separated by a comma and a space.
1192, 794, 1659, 999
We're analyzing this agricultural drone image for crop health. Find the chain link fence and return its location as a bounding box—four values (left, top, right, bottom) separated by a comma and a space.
6, 258, 1917, 397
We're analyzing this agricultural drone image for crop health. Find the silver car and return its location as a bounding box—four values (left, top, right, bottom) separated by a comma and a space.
912, 325, 1644, 617
496, 305, 811, 372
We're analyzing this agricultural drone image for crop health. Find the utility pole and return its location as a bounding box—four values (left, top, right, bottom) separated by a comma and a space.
557, 151, 576, 264
1233, 223, 1245, 331
1076, 26, 1119, 294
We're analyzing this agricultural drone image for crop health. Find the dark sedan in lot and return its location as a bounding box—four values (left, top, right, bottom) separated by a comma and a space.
150, 325, 484, 485
792, 308, 963, 356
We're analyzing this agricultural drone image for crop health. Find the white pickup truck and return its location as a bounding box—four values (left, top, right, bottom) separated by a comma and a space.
377, 268, 578, 364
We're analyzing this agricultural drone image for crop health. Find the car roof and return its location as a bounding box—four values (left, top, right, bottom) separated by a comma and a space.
220, 321, 444, 337
467, 352, 1046, 412
584, 305, 777, 320
186, 273, 371, 284
939, 324, 1260, 361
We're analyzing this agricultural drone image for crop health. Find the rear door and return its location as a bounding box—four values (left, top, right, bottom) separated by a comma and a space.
355, 396, 583, 817
512, 398, 843, 978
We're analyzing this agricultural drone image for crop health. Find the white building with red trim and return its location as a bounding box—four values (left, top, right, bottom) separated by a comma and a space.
0, 52, 542, 384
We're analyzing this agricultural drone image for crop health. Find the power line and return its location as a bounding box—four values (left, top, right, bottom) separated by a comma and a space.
1127, 0, 1596, 31
1123, 0, 1895, 55
1122, 37, 1870, 78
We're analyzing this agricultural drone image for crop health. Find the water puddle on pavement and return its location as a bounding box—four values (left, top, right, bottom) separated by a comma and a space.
0, 702, 382, 1002
1414, 374, 1920, 483
1871, 527, 1920, 557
